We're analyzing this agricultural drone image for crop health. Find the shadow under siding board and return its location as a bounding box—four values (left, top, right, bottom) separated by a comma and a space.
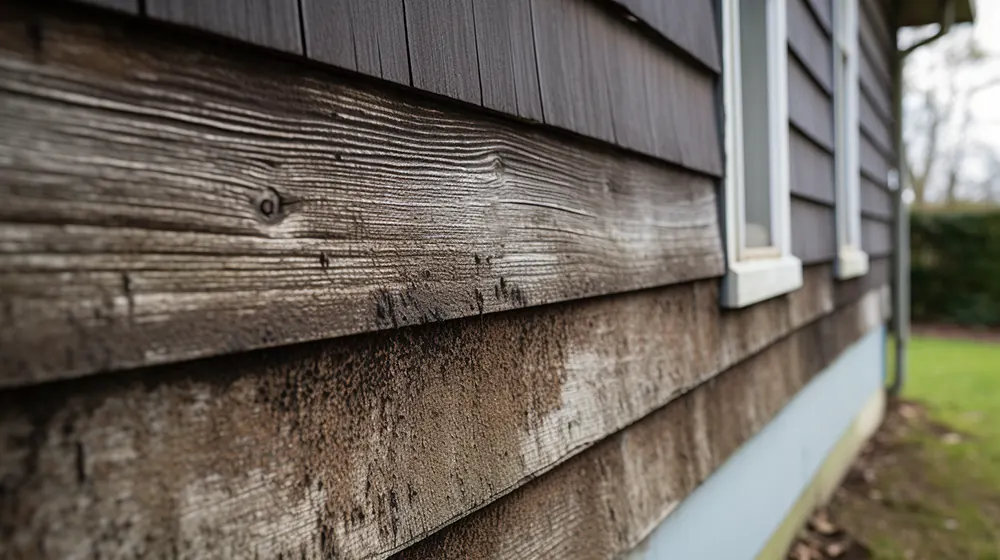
862, 217, 892, 257
404, 0, 481, 104
788, 53, 834, 151
861, 177, 893, 221
0, 265, 844, 560
300, 0, 411, 86
144, 0, 302, 53
472, 0, 543, 120
860, 133, 892, 185
791, 196, 837, 265
75, 0, 139, 13
0, 6, 726, 386
612, 0, 721, 73
803, 0, 832, 35
790, 127, 835, 205
393, 289, 890, 560
788, 0, 833, 93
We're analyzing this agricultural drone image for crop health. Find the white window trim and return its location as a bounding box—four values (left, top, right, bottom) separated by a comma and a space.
833, 0, 869, 280
721, 0, 803, 308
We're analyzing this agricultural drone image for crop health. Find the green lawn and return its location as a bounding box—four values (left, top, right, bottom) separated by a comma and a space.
834, 335, 1000, 559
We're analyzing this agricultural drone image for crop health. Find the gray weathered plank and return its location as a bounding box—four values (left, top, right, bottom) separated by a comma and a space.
791, 196, 837, 264
861, 133, 892, 185
861, 177, 893, 221
613, 0, 721, 72
789, 53, 834, 151
472, 0, 544, 120
835, 256, 890, 307
858, 0, 891, 83
0, 265, 845, 560
393, 288, 890, 560
145, 0, 303, 53
0, 7, 725, 386
788, 0, 833, 93
790, 126, 835, 205
404, 0, 481, 104
803, 0, 832, 34
859, 87, 894, 157
863, 217, 892, 257
75, 0, 139, 13
859, 49, 893, 118
299, 0, 357, 71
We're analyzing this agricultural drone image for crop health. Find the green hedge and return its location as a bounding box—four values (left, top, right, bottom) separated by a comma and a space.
911, 211, 1000, 326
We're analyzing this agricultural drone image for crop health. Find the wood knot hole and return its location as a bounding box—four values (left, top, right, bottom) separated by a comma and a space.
254, 188, 285, 224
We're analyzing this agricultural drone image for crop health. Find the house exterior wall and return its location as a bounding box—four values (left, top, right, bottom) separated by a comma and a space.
0, 1, 898, 558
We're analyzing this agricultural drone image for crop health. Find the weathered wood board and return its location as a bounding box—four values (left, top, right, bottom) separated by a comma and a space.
0, 264, 878, 559
394, 287, 890, 560
0, 5, 725, 386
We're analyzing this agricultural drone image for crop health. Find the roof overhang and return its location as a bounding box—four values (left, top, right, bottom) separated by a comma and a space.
898, 0, 976, 28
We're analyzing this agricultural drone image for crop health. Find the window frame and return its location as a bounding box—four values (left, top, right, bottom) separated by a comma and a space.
721, 0, 803, 308
833, 0, 869, 279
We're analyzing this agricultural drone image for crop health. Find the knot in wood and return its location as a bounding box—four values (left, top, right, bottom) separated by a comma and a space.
254, 188, 284, 223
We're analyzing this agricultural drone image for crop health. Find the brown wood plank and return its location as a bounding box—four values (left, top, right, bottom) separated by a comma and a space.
788, 0, 833, 93
393, 288, 890, 560
472, 0, 544, 120
861, 177, 893, 221
790, 126, 836, 205
789, 53, 834, 151
0, 6, 726, 386
145, 0, 303, 53
863, 217, 892, 257
405, 0, 482, 104
791, 196, 837, 264
861, 133, 892, 185
75, 0, 139, 13
300, 0, 411, 86
0, 265, 845, 560
612, 0, 721, 72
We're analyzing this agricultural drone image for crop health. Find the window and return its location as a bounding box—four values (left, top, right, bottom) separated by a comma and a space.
721, 0, 803, 308
834, 0, 869, 279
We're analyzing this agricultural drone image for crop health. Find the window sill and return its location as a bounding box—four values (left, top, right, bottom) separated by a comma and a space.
836, 247, 869, 280
721, 255, 804, 309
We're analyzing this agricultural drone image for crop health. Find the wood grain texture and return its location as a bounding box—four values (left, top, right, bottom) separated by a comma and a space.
404, 0, 481, 104
1, 265, 845, 559
300, 0, 412, 86
861, 133, 892, 185
791, 197, 837, 264
145, 0, 303, 53
0, 7, 726, 386
788, 0, 833, 93
612, 0, 721, 72
530, 0, 721, 174
861, 177, 893, 221
393, 288, 891, 560
472, 0, 543, 120
790, 126, 836, 205
862, 217, 892, 257
789, 54, 834, 151
75, 0, 139, 13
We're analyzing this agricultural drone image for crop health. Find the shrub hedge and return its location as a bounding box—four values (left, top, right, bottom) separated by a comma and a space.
911, 211, 1000, 326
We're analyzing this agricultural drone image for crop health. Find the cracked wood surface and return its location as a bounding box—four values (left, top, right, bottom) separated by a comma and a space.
0, 5, 724, 386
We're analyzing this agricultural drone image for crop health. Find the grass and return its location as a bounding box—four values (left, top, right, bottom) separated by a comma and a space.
830, 335, 1000, 559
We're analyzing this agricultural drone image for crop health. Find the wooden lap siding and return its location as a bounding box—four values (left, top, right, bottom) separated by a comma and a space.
74, 0, 722, 175
0, 5, 725, 386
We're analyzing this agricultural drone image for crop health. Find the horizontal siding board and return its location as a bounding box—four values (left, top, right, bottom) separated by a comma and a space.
472, 0, 544, 120
790, 126, 836, 204
862, 217, 892, 256
531, 0, 721, 175
859, 50, 893, 118
858, 3, 891, 83
0, 265, 855, 559
859, 88, 894, 156
0, 7, 726, 386
861, 176, 893, 220
394, 289, 890, 560
803, 0, 832, 34
788, 0, 833, 93
791, 196, 837, 264
789, 53, 834, 151
860, 133, 892, 185
860, 0, 892, 56
404, 0, 482, 104
613, 0, 721, 72
835, 256, 890, 307
145, 0, 303, 53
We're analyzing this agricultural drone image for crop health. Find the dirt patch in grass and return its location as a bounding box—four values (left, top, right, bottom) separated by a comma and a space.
788, 398, 1000, 560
